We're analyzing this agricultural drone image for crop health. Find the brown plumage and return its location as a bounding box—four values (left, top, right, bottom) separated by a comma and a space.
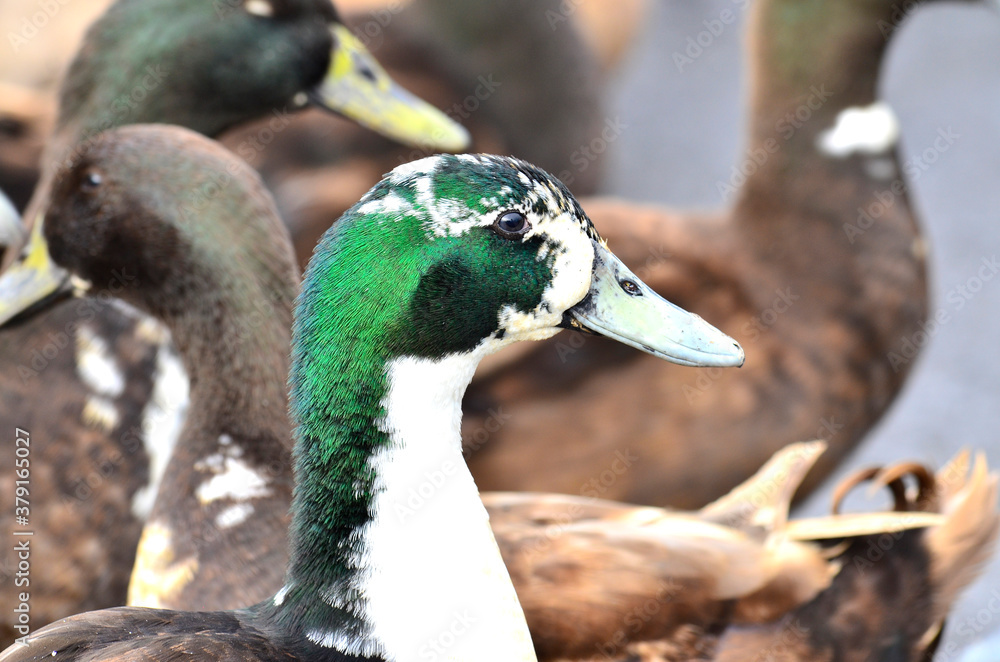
0, 299, 156, 647
505, 450, 996, 661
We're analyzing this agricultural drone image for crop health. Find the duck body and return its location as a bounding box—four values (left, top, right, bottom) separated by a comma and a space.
0, 0, 468, 643
1, 126, 742, 661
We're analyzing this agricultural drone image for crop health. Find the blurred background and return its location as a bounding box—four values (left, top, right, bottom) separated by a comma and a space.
1, 0, 999, 655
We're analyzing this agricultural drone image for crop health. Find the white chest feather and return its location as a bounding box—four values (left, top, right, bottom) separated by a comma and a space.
357, 354, 536, 662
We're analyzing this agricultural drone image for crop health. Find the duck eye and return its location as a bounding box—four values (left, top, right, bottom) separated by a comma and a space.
493, 211, 529, 239
81, 171, 103, 190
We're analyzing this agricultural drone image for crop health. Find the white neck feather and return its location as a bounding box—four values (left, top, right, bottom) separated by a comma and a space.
359, 352, 535, 662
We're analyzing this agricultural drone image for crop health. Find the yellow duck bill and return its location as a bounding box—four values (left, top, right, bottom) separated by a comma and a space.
0, 218, 74, 326
313, 24, 471, 152
564, 241, 746, 368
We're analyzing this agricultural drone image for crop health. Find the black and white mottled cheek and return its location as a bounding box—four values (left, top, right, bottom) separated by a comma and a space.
494, 175, 596, 343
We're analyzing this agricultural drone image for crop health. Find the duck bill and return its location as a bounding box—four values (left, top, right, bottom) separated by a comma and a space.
563, 241, 745, 368
311, 24, 471, 152
0, 218, 73, 326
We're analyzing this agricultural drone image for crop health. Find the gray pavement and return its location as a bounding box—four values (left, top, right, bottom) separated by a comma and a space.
604, 1, 1000, 655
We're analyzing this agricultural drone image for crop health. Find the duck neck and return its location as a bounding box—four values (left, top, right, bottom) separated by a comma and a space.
271, 329, 534, 660
169, 269, 294, 450
736, 0, 910, 217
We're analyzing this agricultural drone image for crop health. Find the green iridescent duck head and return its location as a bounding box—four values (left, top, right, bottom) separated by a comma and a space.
295, 153, 745, 372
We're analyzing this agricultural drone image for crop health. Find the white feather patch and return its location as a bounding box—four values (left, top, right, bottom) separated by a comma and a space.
307, 629, 357, 650
358, 192, 412, 217
817, 101, 900, 158
82, 395, 119, 432
132, 339, 189, 520
215, 502, 255, 529
243, 0, 273, 17
76, 323, 125, 398
195, 452, 271, 505
388, 155, 445, 185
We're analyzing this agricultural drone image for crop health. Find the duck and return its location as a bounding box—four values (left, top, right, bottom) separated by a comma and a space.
0, 0, 468, 645
458, 0, 958, 508
6, 125, 996, 662
0, 123, 747, 661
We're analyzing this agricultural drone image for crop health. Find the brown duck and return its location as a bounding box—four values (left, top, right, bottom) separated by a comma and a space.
462, 0, 946, 507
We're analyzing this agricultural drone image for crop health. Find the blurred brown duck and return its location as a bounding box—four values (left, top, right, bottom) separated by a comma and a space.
0, 0, 469, 646
462, 0, 957, 507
